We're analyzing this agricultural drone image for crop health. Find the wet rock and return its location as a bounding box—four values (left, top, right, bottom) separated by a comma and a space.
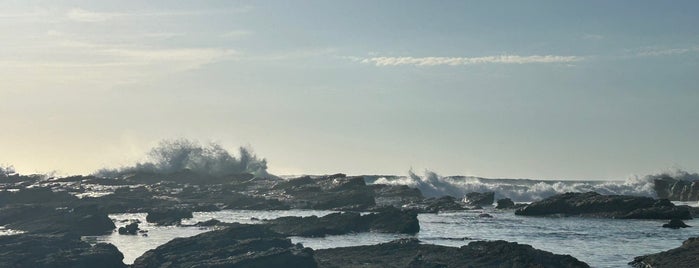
408, 195, 469, 213
370, 184, 424, 207
515, 192, 692, 219
478, 213, 493, 218
264, 206, 419, 237
273, 175, 375, 210
0, 204, 115, 236
0, 187, 77, 206
0, 233, 125, 268
496, 198, 516, 209
662, 219, 691, 229
132, 224, 317, 268
630, 237, 699, 267
314, 238, 589, 268
653, 172, 699, 201
118, 222, 140, 235
463, 192, 495, 206
145, 208, 193, 226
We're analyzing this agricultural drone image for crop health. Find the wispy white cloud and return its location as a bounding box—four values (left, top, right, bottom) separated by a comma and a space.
65, 6, 253, 22
359, 55, 583, 66
636, 46, 699, 57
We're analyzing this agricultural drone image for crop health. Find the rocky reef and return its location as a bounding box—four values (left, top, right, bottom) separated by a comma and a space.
515, 192, 692, 219
314, 238, 590, 268
0, 234, 125, 268
132, 224, 317, 268
630, 237, 699, 268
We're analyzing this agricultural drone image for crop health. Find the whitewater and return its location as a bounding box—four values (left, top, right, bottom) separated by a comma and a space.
365, 170, 657, 202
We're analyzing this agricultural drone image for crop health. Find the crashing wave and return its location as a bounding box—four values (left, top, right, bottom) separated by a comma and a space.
371, 169, 657, 202
95, 139, 270, 178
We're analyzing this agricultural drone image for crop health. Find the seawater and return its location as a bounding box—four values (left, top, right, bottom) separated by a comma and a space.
84, 206, 699, 268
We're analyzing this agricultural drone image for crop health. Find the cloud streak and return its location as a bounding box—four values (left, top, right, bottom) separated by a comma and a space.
65, 6, 253, 22
360, 55, 583, 66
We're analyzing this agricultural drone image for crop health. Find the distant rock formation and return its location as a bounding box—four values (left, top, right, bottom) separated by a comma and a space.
463, 192, 495, 206
515, 192, 692, 219
662, 219, 690, 229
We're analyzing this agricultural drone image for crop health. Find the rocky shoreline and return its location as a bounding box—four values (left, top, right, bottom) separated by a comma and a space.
2, 169, 698, 267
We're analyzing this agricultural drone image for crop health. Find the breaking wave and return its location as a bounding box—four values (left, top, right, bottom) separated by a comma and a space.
95, 139, 270, 178
371, 169, 657, 202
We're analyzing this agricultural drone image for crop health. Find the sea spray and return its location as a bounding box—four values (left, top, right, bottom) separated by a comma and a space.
372, 170, 657, 202
95, 139, 270, 178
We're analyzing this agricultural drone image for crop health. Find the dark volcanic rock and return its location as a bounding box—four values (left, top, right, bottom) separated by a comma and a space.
463, 192, 495, 206
264, 206, 419, 237
630, 237, 699, 268
370, 184, 424, 207
408, 195, 469, 213
145, 208, 193, 226
273, 175, 375, 210
118, 222, 140, 235
314, 238, 589, 268
662, 219, 691, 229
0, 204, 115, 235
0, 234, 125, 268
132, 224, 317, 268
515, 192, 692, 219
0, 187, 78, 205
496, 198, 516, 209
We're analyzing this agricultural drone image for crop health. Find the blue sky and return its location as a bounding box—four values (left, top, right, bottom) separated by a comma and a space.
1, 1, 698, 179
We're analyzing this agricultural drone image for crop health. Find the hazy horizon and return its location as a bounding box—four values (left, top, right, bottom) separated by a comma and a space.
2, 1, 698, 180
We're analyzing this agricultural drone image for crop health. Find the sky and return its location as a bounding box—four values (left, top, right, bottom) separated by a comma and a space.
1, 0, 698, 180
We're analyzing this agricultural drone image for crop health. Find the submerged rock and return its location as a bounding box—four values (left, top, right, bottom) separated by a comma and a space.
662, 219, 691, 229
314, 238, 589, 268
515, 192, 692, 219
463, 192, 495, 206
630, 237, 699, 267
132, 224, 316, 268
264, 206, 419, 237
0, 234, 125, 268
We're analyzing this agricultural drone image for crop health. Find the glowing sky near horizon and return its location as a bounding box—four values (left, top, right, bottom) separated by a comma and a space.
1, 1, 698, 180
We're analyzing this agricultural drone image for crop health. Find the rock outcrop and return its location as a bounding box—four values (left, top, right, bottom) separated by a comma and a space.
145, 208, 193, 226
118, 222, 140, 235
630, 237, 699, 267
463, 192, 495, 206
515, 192, 692, 219
314, 238, 589, 268
264, 206, 419, 237
273, 174, 375, 210
132, 224, 317, 268
496, 198, 516, 209
0, 234, 125, 268
0, 204, 115, 236
662, 219, 690, 229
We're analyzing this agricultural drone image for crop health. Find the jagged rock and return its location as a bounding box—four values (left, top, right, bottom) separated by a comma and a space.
273, 175, 375, 210
0, 204, 115, 235
496, 198, 516, 209
118, 222, 140, 235
370, 184, 424, 207
662, 219, 690, 229
145, 208, 193, 226
515, 192, 692, 219
630, 237, 699, 267
463, 192, 495, 206
0, 234, 125, 268
314, 238, 589, 268
132, 224, 317, 268
264, 206, 419, 237
0, 187, 77, 205
408, 196, 469, 213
